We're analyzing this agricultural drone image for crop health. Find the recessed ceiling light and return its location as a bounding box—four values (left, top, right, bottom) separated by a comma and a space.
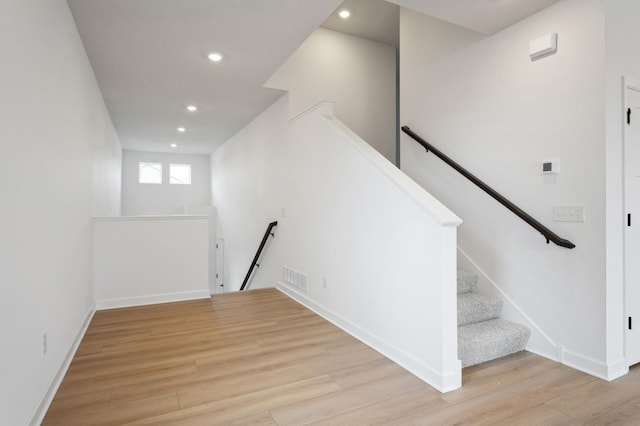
207, 52, 223, 62
177, 127, 186, 132
186, 105, 198, 112
339, 9, 350, 19
170, 143, 177, 148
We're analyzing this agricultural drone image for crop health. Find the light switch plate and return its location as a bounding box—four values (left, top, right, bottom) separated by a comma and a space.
553, 205, 584, 222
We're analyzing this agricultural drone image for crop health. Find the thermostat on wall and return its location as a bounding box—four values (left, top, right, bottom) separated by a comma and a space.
542, 159, 560, 174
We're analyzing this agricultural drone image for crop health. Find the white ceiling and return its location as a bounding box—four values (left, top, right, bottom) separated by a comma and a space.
322, 0, 400, 47
66, 0, 342, 155
67, 0, 561, 155
386, 0, 562, 35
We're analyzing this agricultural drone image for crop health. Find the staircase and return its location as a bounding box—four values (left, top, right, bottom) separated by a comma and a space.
457, 270, 531, 367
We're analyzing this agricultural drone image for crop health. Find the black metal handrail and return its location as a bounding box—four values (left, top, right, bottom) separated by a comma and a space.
402, 126, 575, 249
240, 221, 278, 291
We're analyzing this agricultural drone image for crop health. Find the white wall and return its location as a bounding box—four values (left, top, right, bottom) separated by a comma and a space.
93, 126, 122, 217
0, 0, 122, 424
121, 150, 211, 216
213, 95, 463, 391
399, 0, 619, 378
212, 98, 288, 292
266, 28, 397, 164
93, 216, 210, 309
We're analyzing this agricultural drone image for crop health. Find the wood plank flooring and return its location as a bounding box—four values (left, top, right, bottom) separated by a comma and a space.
43, 288, 640, 425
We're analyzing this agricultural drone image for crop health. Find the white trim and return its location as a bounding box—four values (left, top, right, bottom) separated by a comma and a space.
624, 76, 640, 92
290, 101, 462, 227
623, 76, 640, 370
276, 282, 462, 393
30, 307, 95, 426
93, 215, 209, 222
562, 348, 627, 381
327, 115, 462, 227
288, 100, 335, 124
96, 290, 210, 310
604, 358, 629, 381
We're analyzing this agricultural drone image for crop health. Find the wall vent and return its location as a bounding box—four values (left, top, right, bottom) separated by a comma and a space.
283, 267, 307, 292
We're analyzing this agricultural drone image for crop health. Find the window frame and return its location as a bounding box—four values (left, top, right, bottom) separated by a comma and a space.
169, 163, 192, 185
138, 162, 163, 184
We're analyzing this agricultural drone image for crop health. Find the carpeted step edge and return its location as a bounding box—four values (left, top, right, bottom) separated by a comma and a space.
458, 292, 503, 326
457, 270, 478, 294
458, 318, 531, 368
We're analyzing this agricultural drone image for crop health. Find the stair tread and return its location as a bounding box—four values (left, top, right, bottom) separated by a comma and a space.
458, 318, 530, 368
457, 270, 478, 294
457, 292, 503, 326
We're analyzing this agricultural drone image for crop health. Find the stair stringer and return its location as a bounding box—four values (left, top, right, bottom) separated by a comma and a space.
457, 247, 559, 363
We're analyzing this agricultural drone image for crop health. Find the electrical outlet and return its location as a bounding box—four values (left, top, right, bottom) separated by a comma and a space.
322, 277, 327, 290
43, 333, 47, 355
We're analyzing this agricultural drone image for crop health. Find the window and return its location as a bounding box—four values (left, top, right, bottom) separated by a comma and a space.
170, 164, 191, 185
139, 162, 162, 184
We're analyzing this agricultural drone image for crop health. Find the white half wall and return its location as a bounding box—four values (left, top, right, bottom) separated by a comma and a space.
93, 216, 210, 309
399, 0, 615, 378
266, 27, 397, 164
0, 0, 122, 424
121, 150, 211, 216
213, 95, 463, 391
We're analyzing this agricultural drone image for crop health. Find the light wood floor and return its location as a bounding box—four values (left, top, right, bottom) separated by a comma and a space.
44, 288, 640, 425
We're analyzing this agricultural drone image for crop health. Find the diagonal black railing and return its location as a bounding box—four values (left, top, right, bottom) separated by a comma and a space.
402, 126, 575, 249
240, 221, 279, 291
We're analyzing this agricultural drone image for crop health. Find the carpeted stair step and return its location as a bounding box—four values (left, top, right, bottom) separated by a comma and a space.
458, 292, 503, 326
458, 318, 531, 368
457, 270, 478, 294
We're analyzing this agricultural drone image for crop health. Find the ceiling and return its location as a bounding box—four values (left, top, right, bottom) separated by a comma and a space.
66, 0, 342, 155
322, 0, 400, 47
67, 0, 561, 156
386, 0, 562, 35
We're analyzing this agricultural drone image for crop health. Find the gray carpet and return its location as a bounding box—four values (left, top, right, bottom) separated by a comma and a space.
458, 292, 502, 326
457, 270, 530, 368
457, 270, 478, 294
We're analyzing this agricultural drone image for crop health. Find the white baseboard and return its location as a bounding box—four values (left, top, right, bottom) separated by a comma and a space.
276, 282, 461, 393
96, 289, 211, 310
561, 348, 628, 381
605, 358, 629, 381
30, 306, 95, 426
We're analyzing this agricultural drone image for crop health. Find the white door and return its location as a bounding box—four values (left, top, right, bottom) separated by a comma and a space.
215, 238, 225, 293
624, 78, 640, 366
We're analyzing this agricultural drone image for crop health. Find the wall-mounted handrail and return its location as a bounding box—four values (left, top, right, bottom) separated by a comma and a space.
240, 221, 278, 291
402, 126, 575, 249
